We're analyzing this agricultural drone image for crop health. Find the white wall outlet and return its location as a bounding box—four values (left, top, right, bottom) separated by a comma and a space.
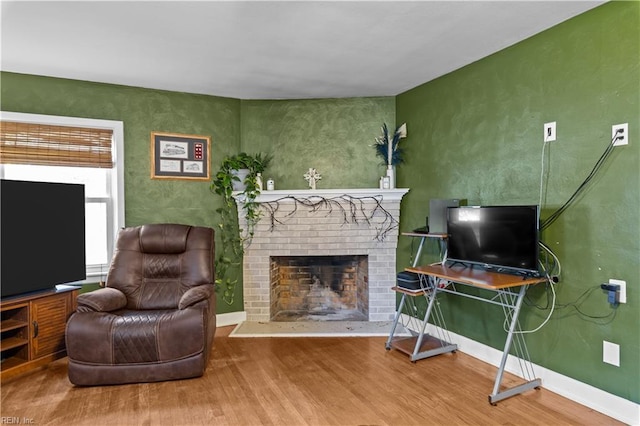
612, 123, 628, 146
603, 340, 620, 366
544, 122, 556, 142
609, 278, 626, 304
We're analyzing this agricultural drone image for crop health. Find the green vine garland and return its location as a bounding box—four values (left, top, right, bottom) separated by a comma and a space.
210, 152, 271, 305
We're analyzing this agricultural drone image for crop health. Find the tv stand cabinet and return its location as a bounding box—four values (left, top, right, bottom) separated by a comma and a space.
1, 286, 78, 381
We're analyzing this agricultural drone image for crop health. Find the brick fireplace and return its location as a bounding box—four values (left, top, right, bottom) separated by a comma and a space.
236, 188, 409, 322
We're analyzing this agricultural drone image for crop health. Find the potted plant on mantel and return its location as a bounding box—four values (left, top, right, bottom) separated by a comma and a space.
210, 152, 271, 305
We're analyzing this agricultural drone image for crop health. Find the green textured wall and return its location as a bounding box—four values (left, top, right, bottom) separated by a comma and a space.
0, 72, 243, 313
396, 1, 639, 402
240, 97, 395, 189
0, 75, 394, 313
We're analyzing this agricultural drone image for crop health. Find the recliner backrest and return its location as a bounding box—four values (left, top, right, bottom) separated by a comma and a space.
106, 223, 215, 310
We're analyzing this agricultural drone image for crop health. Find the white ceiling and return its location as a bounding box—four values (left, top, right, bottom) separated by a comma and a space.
1, 1, 605, 100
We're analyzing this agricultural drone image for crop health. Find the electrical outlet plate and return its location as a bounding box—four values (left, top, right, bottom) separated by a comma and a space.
603, 341, 620, 366
609, 278, 626, 304
612, 123, 628, 146
544, 122, 556, 142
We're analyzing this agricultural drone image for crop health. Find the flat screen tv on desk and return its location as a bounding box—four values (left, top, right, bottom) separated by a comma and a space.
1, 179, 86, 299
446, 205, 540, 277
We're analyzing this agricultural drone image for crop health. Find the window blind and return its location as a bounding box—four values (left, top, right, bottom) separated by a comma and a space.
0, 121, 113, 168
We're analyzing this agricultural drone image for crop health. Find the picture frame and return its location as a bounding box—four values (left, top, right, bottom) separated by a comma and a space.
150, 132, 211, 181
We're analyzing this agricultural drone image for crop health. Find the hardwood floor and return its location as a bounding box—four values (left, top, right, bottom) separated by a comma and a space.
1, 326, 621, 425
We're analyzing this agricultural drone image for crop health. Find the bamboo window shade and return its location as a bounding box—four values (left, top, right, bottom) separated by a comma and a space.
0, 121, 113, 168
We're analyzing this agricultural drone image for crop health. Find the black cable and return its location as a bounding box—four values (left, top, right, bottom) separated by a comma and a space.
555, 303, 617, 324
541, 134, 616, 229
542, 131, 619, 229
554, 284, 618, 322
555, 285, 599, 309
524, 282, 553, 310
538, 241, 560, 277
541, 130, 622, 230
525, 282, 618, 326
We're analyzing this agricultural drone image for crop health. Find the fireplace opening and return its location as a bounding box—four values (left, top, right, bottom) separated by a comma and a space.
270, 255, 368, 321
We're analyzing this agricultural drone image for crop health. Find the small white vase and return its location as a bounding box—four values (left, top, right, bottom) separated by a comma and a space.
386, 165, 396, 189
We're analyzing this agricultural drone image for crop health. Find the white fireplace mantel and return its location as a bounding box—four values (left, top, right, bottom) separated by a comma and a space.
237, 187, 410, 322
234, 187, 409, 203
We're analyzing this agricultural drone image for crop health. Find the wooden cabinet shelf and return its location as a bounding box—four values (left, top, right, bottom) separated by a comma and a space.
388, 334, 455, 360
1, 336, 29, 351
1, 319, 29, 333
1, 287, 78, 381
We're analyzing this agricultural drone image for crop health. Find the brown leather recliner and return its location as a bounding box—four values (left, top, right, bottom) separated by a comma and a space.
66, 223, 216, 386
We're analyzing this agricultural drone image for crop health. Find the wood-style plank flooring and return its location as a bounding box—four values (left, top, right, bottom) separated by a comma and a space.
0, 326, 622, 425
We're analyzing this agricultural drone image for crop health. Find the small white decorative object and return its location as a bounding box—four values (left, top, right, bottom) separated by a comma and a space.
382, 176, 390, 189
256, 173, 263, 191
303, 168, 322, 190
266, 178, 275, 191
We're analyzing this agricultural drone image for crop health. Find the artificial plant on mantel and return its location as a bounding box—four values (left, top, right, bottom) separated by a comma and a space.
210, 152, 271, 305
373, 123, 408, 187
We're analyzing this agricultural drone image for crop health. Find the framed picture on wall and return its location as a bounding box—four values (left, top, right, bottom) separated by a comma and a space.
150, 132, 211, 181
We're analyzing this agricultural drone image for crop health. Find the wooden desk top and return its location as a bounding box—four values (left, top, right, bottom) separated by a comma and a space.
405, 264, 546, 290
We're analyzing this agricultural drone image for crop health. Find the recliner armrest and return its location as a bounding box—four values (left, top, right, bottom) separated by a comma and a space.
76, 287, 127, 312
179, 284, 214, 310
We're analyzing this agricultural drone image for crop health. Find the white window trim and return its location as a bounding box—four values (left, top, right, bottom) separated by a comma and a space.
0, 111, 125, 283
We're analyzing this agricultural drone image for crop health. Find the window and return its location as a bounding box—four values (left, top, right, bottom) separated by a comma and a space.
0, 111, 124, 284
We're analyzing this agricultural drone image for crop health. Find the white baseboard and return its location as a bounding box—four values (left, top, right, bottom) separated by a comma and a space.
216, 310, 246, 327
399, 314, 639, 425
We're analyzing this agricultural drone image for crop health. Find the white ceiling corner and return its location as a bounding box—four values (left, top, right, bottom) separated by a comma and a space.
0, 1, 606, 100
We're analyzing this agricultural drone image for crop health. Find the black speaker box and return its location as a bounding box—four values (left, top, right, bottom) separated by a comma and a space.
397, 271, 421, 290
429, 198, 466, 234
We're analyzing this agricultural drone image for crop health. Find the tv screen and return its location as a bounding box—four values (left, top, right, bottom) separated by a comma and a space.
1, 179, 86, 298
446, 205, 540, 276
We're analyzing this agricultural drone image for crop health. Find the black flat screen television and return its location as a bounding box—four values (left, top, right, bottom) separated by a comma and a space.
446, 205, 540, 277
1, 179, 86, 299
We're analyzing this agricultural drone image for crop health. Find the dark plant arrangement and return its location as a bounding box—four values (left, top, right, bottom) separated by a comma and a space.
210, 152, 271, 305
373, 123, 408, 166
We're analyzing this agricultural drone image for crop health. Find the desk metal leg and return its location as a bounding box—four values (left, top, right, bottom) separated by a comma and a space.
412, 236, 426, 267
489, 285, 541, 405
386, 282, 457, 361
385, 293, 407, 350
410, 285, 437, 360
409, 285, 457, 362
410, 236, 445, 268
